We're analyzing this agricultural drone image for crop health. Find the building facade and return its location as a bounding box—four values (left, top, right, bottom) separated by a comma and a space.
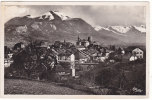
132, 48, 144, 59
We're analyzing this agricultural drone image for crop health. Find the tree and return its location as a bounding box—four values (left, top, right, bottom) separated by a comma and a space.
117, 47, 122, 54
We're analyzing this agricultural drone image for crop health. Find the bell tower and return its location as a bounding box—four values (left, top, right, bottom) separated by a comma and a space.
88, 36, 92, 43
78, 35, 80, 42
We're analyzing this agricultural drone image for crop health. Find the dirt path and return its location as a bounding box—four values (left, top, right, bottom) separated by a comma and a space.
4, 79, 92, 95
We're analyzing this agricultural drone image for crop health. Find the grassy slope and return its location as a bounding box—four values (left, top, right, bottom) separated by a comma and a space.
4, 79, 92, 95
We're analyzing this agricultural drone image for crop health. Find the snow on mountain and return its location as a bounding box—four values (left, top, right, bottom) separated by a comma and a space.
25, 15, 34, 18
39, 12, 54, 20
133, 25, 146, 33
110, 26, 130, 33
53, 11, 70, 20
94, 26, 110, 31
94, 26, 102, 31
36, 11, 70, 21
95, 25, 146, 34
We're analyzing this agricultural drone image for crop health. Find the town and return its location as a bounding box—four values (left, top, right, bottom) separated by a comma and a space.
4, 36, 146, 95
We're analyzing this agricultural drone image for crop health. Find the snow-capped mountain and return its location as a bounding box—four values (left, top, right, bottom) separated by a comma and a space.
37, 11, 70, 21
5, 10, 146, 47
53, 11, 70, 20
133, 25, 146, 33
110, 26, 130, 33
94, 26, 110, 31
39, 12, 55, 20
95, 25, 146, 34
5, 10, 95, 47
95, 25, 146, 45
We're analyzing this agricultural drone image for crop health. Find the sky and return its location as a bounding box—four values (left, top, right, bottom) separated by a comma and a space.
4, 5, 146, 27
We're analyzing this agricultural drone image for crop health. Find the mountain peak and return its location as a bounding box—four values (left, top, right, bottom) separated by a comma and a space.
37, 10, 70, 21
51, 11, 70, 20
38, 11, 54, 20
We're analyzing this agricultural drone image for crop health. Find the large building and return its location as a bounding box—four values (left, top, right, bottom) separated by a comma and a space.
76, 36, 92, 47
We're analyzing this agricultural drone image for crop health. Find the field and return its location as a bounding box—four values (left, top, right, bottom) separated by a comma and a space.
4, 79, 93, 95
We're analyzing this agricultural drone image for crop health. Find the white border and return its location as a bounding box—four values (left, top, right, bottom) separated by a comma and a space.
0, 0, 151, 99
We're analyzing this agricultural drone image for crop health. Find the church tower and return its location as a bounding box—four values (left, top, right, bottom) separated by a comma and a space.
76, 35, 81, 46
78, 35, 80, 42
88, 36, 92, 43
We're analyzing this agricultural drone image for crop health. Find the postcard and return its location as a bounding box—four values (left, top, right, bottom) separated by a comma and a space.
0, 1, 150, 99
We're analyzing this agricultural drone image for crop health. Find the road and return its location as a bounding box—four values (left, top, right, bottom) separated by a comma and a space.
4, 79, 92, 95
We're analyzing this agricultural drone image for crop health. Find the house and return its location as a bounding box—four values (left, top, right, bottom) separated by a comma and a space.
4, 57, 13, 68
8, 53, 13, 59
95, 50, 113, 62
58, 53, 75, 62
97, 56, 107, 62
57, 52, 75, 77
132, 48, 144, 59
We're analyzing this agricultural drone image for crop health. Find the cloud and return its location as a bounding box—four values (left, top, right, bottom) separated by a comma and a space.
4, 5, 146, 26
4, 6, 30, 22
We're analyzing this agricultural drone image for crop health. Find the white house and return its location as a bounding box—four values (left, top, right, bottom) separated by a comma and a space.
132, 48, 144, 59
98, 57, 107, 62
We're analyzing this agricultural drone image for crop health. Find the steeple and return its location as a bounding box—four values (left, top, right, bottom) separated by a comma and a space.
88, 36, 92, 43
78, 35, 80, 42
64, 39, 66, 44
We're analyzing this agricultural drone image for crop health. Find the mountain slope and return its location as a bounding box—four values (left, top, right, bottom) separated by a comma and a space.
97, 25, 146, 45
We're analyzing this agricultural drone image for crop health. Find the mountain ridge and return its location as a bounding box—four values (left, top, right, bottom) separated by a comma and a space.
5, 10, 146, 47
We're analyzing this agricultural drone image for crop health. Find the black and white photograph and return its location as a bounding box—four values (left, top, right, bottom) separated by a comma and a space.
1, 1, 149, 97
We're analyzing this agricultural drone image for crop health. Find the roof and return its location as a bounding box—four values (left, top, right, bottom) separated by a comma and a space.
75, 50, 90, 59
56, 49, 73, 57
82, 49, 99, 56
51, 49, 59, 55
132, 48, 143, 52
